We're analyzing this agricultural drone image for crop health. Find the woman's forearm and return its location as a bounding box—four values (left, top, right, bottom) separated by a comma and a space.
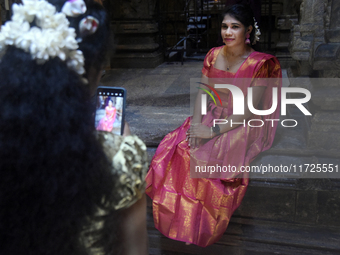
192, 74, 210, 124
120, 194, 148, 255
192, 90, 204, 124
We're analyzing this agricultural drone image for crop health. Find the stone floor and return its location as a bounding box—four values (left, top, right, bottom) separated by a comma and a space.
101, 60, 340, 255
101, 61, 195, 147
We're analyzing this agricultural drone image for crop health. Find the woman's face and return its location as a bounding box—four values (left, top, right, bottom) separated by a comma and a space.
108, 100, 113, 107
221, 14, 251, 48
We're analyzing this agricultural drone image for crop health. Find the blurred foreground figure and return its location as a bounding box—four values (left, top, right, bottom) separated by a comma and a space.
0, 0, 148, 254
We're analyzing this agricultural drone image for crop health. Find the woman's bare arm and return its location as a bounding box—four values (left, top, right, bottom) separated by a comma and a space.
120, 194, 148, 255
189, 74, 210, 147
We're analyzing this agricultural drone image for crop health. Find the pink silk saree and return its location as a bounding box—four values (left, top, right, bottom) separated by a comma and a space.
146, 46, 282, 247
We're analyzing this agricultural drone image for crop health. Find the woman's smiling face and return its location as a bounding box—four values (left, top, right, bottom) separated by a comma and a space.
221, 14, 249, 48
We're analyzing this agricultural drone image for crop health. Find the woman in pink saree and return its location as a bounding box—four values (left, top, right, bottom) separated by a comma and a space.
96, 99, 117, 132
146, 4, 282, 247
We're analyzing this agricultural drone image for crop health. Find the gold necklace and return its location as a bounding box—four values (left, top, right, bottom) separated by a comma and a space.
222, 46, 249, 71
225, 57, 245, 71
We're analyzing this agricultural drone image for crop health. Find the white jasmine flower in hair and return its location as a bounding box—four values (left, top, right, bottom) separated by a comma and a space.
14, 22, 32, 51
12, 4, 28, 22
252, 17, 261, 45
52, 13, 71, 29
2, 20, 28, 45
29, 27, 42, 55
0, 0, 86, 75
62, 29, 79, 50
62, 0, 87, 17
67, 50, 85, 75
58, 51, 67, 61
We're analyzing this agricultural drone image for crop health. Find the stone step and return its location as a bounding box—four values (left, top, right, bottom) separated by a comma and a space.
187, 16, 210, 23
187, 24, 207, 32
129, 95, 339, 157
111, 52, 164, 68
276, 42, 290, 49
222, 218, 340, 254
308, 111, 340, 151
147, 197, 340, 254
277, 56, 296, 69
135, 96, 338, 157
184, 54, 205, 61
116, 43, 159, 52
312, 87, 340, 111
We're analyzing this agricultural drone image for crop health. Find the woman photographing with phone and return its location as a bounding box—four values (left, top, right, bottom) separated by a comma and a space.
146, 4, 282, 247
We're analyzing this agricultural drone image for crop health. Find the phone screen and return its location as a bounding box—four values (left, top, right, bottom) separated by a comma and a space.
95, 87, 126, 135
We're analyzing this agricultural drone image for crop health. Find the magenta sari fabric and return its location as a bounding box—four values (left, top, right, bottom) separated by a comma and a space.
146, 46, 282, 247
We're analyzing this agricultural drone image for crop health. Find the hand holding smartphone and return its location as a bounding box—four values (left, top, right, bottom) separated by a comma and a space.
95, 86, 126, 135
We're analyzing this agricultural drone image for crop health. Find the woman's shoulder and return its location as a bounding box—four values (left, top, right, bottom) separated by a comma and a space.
249, 51, 282, 78
250, 51, 281, 69
95, 131, 148, 210
251, 51, 279, 62
206, 46, 224, 56
202, 46, 224, 75
251, 51, 279, 63
203, 46, 223, 64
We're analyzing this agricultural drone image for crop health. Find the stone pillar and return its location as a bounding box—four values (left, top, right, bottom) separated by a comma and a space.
290, 0, 325, 76
110, 0, 163, 68
290, 0, 340, 153
276, 0, 300, 68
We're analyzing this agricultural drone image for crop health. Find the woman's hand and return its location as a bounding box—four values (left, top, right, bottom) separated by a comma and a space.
186, 124, 211, 148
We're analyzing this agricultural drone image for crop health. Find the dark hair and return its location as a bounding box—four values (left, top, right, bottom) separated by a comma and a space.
0, 1, 117, 254
49, 0, 112, 74
222, 4, 256, 44
76, 1, 111, 75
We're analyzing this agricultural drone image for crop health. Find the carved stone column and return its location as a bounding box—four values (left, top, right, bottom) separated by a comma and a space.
313, 0, 340, 76
290, 0, 325, 75
308, 0, 340, 152
290, 0, 340, 153
110, 0, 163, 68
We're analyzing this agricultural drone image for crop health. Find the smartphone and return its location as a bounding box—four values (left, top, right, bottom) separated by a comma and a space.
94, 86, 126, 135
